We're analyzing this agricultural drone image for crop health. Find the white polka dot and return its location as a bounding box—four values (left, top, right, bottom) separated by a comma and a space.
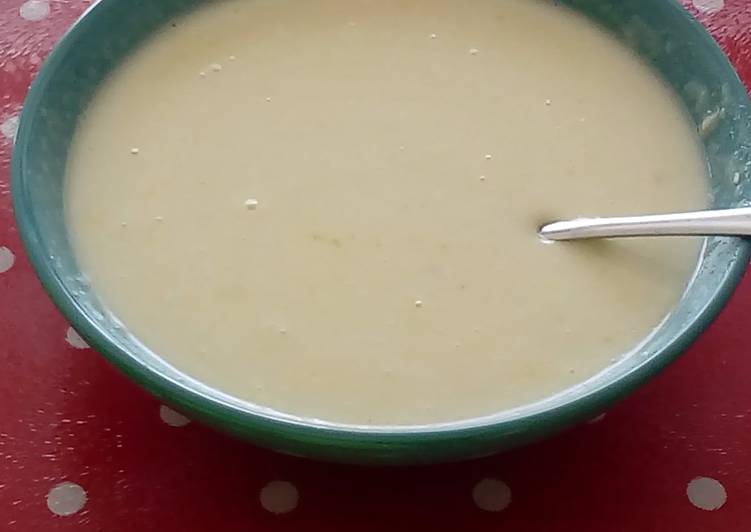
472, 478, 511, 512
692, 0, 724, 13
587, 413, 606, 424
19, 0, 50, 21
65, 327, 89, 349
1, 115, 19, 141
46, 481, 86, 516
159, 405, 190, 427
0, 247, 15, 273
687, 477, 727, 510
260, 481, 299, 514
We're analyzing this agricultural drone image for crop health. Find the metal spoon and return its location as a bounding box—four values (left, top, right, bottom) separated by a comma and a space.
538, 207, 751, 241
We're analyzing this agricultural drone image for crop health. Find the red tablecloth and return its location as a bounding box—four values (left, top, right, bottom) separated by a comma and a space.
1, 0, 750, 530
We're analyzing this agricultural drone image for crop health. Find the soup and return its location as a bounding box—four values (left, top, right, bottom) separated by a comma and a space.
65, 0, 706, 425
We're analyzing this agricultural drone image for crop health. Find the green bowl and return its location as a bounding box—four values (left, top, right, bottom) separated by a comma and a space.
12, 0, 751, 464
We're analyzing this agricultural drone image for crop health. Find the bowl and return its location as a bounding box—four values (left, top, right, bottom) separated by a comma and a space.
12, 0, 751, 464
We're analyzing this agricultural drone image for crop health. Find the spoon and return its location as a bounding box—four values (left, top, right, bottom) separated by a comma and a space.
538, 207, 751, 241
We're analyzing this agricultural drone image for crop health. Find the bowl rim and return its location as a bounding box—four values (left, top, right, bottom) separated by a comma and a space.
11, 0, 751, 449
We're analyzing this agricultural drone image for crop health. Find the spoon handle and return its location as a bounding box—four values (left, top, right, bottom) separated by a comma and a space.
538, 207, 751, 241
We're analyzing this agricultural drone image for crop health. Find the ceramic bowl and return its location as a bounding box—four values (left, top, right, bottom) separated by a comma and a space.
12, 0, 751, 464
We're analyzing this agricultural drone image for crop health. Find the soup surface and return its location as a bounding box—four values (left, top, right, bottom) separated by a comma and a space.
66, 0, 706, 425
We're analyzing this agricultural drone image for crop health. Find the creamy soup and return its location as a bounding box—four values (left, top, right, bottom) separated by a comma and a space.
65, 0, 706, 425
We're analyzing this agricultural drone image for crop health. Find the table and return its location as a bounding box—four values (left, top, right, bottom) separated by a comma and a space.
1, 0, 750, 530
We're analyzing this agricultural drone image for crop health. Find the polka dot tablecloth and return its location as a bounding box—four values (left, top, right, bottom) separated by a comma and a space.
1, 0, 750, 530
